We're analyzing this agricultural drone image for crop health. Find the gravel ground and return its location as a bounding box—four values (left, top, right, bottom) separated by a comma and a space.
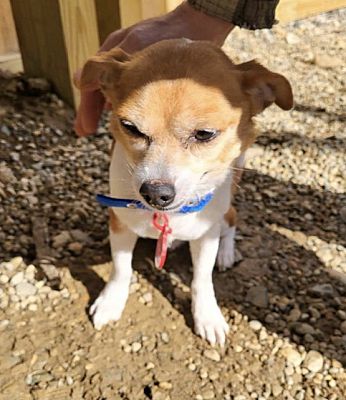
0, 9, 346, 400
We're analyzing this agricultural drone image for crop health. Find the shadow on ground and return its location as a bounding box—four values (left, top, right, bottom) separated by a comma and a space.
65, 168, 346, 366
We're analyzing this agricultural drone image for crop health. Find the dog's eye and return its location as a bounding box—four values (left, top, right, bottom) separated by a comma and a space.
120, 119, 146, 138
194, 129, 218, 142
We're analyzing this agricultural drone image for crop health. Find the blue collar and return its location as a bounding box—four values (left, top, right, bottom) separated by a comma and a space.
96, 192, 213, 214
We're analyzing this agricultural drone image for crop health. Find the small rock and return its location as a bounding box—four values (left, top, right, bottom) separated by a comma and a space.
66, 376, 74, 385
16, 282, 37, 297
188, 363, 196, 371
245, 285, 269, 308
142, 292, 153, 303
281, 347, 302, 367
0, 274, 9, 284
9, 256, 24, 269
28, 303, 38, 312
340, 321, 346, 334
161, 332, 170, 343
68, 241, 83, 254
203, 349, 221, 362
286, 32, 300, 44
27, 77, 51, 93
159, 381, 172, 390
249, 320, 262, 331
70, 229, 90, 243
315, 54, 342, 69
0, 164, 17, 184
308, 284, 334, 298
10, 272, 24, 286
0, 319, 10, 330
271, 382, 283, 397
292, 322, 315, 336
303, 350, 324, 373
52, 231, 72, 248
131, 342, 141, 353
201, 390, 215, 399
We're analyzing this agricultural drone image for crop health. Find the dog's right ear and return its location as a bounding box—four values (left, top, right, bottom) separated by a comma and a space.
77, 48, 131, 91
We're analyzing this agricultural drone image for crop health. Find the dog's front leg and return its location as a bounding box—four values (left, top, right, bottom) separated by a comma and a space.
90, 222, 137, 330
189, 224, 229, 346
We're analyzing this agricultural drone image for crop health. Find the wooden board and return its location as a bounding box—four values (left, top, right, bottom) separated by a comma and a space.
58, 0, 100, 106
0, 0, 19, 54
0, 52, 23, 73
10, 0, 100, 107
95, 0, 121, 43
277, 0, 346, 23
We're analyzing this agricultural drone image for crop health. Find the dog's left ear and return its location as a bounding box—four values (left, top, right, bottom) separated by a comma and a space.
77, 48, 131, 91
236, 60, 293, 115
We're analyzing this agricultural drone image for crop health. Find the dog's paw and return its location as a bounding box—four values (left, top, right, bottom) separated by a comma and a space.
89, 284, 128, 330
217, 226, 236, 272
193, 303, 229, 346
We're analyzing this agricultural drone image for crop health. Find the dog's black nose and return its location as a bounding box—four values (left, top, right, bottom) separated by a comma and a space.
139, 180, 176, 208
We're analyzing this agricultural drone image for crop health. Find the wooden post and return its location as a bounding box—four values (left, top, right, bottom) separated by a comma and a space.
10, 0, 120, 108
95, 0, 121, 43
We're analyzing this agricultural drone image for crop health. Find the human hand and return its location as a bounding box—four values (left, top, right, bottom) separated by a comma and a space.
74, 1, 234, 136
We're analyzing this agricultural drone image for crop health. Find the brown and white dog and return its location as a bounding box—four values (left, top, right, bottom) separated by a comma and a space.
79, 39, 293, 346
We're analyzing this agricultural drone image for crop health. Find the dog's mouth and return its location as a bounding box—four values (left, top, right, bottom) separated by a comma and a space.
141, 200, 185, 213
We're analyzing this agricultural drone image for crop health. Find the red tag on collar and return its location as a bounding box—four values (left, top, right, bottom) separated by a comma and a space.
152, 212, 172, 269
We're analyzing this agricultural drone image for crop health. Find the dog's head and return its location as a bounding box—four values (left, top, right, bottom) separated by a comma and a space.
80, 39, 293, 211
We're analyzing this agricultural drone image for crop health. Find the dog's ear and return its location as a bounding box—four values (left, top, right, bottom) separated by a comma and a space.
77, 48, 131, 91
236, 60, 293, 115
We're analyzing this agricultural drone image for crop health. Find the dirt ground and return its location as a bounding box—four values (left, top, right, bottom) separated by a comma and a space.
0, 9, 345, 400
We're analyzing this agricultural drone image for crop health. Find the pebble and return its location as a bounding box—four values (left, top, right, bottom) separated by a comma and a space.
341, 321, 346, 334
245, 285, 269, 308
308, 284, 334, 298
0, 274, 9, 284
159, 382, 173, 390
201, 390, 215, 399
203, 349, 221, 362
142, 292, 153, 303
249, 320, 262, 331
292, 322, 315, 336
303, 350, 324, 372
68, 242, 83, 254
0, 164, 17, 184
188, 363, 197, 371
15, 282, 37, 297
281, 347, 303, 367
10, 257, 24, 269
10, 272, 24, 286
146, 362, 155, 370
131, 342, 142, 353
161, 332, 170, 343
52, 231, 72, 248
286, 32, 300, 44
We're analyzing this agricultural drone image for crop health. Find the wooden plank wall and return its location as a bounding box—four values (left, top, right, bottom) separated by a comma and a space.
0, 0, 22, 72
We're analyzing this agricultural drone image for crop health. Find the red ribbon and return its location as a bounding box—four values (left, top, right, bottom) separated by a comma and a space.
152, 212, 172, 269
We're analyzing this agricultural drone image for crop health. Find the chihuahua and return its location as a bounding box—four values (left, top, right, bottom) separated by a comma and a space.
79, 39, 293, 346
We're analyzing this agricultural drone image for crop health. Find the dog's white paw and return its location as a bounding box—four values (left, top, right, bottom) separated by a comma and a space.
90, 284, 128, 330
217, 226, 236, 272
193, 303, 229, 346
